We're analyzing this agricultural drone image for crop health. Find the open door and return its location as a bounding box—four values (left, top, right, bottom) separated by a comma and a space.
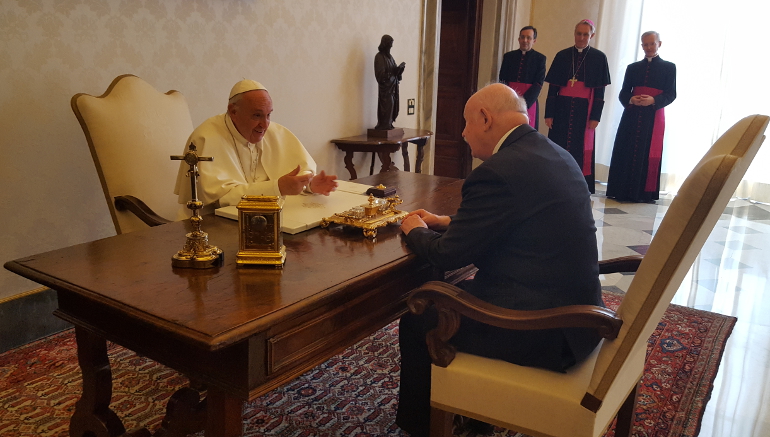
433, 0, 484, 179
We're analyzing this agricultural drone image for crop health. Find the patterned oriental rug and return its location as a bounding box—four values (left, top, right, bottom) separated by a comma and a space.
0, 290, 735, 437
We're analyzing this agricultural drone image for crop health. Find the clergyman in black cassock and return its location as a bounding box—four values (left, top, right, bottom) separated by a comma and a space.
606, 31, 676, 203
395, 84, 603, 437
499, 26, 546, 130
544, 19, 611, 194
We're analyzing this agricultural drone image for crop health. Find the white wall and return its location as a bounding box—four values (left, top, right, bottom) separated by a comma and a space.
0, 0, 424, 300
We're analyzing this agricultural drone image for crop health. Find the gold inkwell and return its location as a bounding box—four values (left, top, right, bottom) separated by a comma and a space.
321, 193, 407, 239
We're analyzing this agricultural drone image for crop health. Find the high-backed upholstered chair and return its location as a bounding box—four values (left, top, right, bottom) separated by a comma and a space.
408, 114, 769, 437
72, 74, 194, 234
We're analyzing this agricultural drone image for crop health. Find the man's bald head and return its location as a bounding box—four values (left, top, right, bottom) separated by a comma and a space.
472, 83, 528, 116
462, 84, 529, 160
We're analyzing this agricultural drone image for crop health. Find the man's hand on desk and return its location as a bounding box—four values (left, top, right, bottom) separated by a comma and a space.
400, 209, 451, 235
309, 170, 339, 195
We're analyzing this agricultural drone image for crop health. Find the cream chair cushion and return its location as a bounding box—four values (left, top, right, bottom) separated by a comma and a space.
73, 74, 194, 234
431, 343, 644, 437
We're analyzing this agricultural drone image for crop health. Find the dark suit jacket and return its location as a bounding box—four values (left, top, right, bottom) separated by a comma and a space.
405, 125, 603, 366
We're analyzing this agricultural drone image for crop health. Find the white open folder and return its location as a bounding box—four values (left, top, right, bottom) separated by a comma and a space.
215, 180, 375, 234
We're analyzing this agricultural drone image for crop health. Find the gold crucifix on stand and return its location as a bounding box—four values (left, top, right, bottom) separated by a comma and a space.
170, 144, 224, 269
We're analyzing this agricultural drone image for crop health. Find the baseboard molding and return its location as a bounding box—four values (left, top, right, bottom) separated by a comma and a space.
0, 287, 72, 353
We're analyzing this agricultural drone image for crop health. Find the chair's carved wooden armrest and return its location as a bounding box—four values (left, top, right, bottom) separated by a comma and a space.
407, 281, 623, 367
114, 195, 172, 227
598, 255, 643, 274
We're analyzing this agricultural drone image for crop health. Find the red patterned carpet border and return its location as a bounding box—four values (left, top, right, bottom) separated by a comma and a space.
0, 290, 735, 437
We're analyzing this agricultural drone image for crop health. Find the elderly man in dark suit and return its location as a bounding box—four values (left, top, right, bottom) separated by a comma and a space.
396, 83, 604, 437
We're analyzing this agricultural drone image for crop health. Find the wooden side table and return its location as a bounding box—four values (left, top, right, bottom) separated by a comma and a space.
331, 128, 433, 180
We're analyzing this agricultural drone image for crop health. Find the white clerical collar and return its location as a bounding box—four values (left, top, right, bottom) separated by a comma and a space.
521, 49, 528, 55
575, 45, 589, 53
646, 54, 658, 62
225, 113, 258, 148
492, 126, 521, 155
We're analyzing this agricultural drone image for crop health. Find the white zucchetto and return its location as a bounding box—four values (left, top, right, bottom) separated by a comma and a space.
229, 79, 268, 99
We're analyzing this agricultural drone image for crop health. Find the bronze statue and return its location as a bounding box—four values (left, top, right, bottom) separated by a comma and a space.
374, 35, 405, 131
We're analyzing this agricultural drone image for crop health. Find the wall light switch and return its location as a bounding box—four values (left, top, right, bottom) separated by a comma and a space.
407, 98, 415, 115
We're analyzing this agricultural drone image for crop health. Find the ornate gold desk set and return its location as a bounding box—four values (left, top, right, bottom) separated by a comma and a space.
170, 153, 403, 269
320, 194, 407, 239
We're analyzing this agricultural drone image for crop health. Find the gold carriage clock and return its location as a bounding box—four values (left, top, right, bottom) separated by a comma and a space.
236, 195, 286, 268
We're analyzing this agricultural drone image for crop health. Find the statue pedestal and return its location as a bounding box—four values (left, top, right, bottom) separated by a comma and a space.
367, 128, 404, 139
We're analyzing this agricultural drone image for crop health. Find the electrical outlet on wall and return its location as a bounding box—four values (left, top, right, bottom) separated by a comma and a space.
407, 98, 415, 115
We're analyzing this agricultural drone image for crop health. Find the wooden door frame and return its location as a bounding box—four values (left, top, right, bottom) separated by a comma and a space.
418, 0, 442, 176
419, 0, 487, 178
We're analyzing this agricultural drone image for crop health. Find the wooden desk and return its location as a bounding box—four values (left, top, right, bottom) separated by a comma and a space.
4, 172, 465, 437
331, 128, 433, 180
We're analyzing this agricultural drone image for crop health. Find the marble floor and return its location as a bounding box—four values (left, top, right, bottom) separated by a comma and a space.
593, 183, 770, 437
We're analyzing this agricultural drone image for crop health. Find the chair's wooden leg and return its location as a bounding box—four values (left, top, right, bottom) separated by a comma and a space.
430, 406, 454, 437
614, 380, 639, 437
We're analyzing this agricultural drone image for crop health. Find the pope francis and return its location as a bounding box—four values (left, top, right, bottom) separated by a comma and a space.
174, 79, 338, 211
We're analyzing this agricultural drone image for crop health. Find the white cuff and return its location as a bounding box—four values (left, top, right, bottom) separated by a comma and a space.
303, 172, 315, 194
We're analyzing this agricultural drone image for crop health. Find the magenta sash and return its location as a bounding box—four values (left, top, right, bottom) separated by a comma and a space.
558, 81, 594, 175
509, 82, 537, 128
633, 86, 665, 191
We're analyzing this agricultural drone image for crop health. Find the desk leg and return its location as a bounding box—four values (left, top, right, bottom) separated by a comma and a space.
369, 152, 376, 175
401, 143, 411, 172
69, 327, 126, 437
377, 151, 398, 173
343, 151, 358, 180
205, 386, 244, 437
154, 387, 206, 436
410, 139, 427, 174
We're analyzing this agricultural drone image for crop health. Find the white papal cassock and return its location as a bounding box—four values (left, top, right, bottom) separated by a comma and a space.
174, 113, 316, 215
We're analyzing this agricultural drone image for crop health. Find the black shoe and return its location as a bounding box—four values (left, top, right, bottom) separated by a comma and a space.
466, 418, 494, 435
453, 414, 469, 431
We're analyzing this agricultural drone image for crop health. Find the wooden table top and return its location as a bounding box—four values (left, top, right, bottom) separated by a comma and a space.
331, 128, 433, 145
5, 172, 462, 351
